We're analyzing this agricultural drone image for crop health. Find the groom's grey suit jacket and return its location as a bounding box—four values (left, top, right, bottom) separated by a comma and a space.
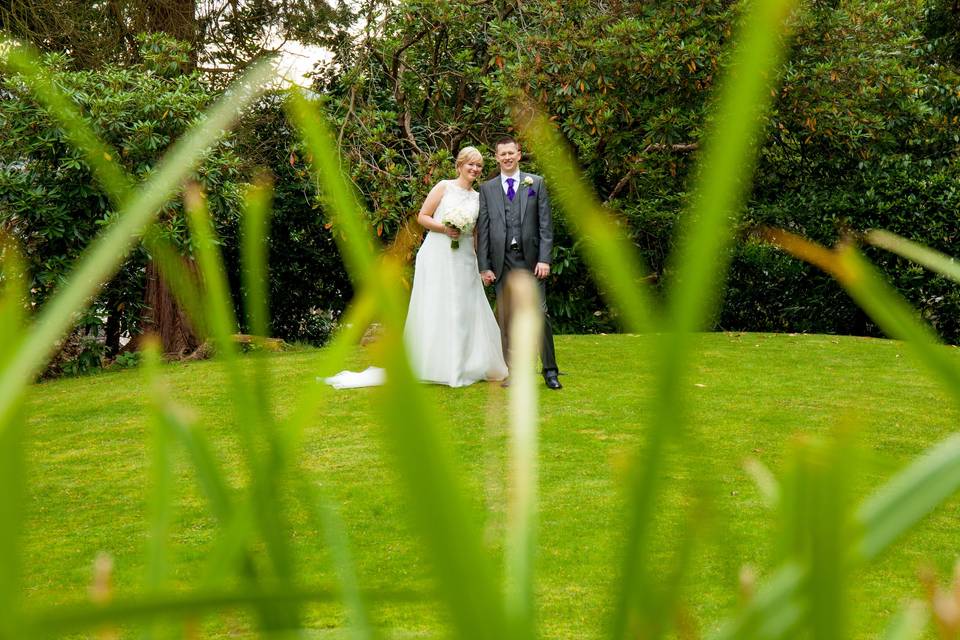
477, 172, 553, 276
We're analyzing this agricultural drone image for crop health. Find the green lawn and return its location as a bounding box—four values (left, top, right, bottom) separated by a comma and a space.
22, 333, 960, 638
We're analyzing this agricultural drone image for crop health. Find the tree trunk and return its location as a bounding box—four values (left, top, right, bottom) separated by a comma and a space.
145, 0, 197, 43
140, 0, 200, 350
142, 258, 203, 356
145, 0, 198, 66
104, 309, 120, 357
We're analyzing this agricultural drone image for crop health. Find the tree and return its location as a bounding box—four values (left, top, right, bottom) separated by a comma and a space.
0, 34, 245, 358
320, 0, 960, 340
0, 0, 350, 74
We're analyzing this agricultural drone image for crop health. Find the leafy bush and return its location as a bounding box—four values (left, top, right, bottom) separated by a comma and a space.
0, 34, 245, 358
232, 93, 353, 345
315, 0, 960, 341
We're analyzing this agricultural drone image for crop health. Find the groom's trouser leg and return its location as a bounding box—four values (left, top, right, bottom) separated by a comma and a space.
495, 266, 512, 362
537, 276, 558, 373
497, 257, 558, 373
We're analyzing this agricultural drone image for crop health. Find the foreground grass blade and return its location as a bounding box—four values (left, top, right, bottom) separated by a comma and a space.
856, 433, 960, 562
807, 436, 852, 640
0, 239, 26, 639
518, 112, 655, 333
761, 229, 960, 404
611, 0, 798, 636
710, 564, 805, 640
285, 90, 377, 285
504, 273, 542, 639
241, 175, 273, 340
371, 262, 509, 639
297, 480, 376, 640
289, 92, 508, 639
0, 39, 133, 203
865, 230, 960, 284
142, 229, 209, 340
881, 602, 927, 640
715, 430, 960, 639
141, 338, 174, 640
23, 586, 424, 636
0, 57, 277, 434
184, 189, 299, 631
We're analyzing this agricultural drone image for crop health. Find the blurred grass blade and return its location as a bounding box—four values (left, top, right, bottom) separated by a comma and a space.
288, 93, 507, 638
865, 230, 960, 284
241, 175, 273, 340
371, 260, 509, 640
856, 433, 960, 562
0, 238, 26, 639
518, 112, 655, 333
142, 229, 209, 340
663, 0, 796, 334
281, 286, 377, 455
504, 272, 542, 639
744, 457, 780, 509
0, 57, 277, 433
714, 431, 960, 638
710, 563, 805, 640
24, 586, 422, 636
0, 39, 133, 202
297, 480, 376, 640
184, 188, 298, 632
141, 338, 173, 640
142, 338, 174, 589
761, 229, 960, 404
805, 436, 852, 640
881, 601, 928, 640
285, 90, 377, 286
612, 0, 797, 636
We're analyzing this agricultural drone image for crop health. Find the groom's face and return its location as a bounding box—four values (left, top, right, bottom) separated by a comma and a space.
495, 142, 521, 175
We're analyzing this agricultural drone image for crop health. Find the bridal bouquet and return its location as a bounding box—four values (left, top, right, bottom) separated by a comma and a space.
443, 208, 477, 249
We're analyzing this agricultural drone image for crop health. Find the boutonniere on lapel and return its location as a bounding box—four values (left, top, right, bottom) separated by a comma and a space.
522, 175, 535, 197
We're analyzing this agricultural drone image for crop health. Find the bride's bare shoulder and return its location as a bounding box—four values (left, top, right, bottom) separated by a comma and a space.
429, 179, 451, 195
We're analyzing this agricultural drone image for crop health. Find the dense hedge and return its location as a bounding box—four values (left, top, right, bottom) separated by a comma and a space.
232, 94, 353, 344
5, 0, 960, 363
316, 0, 960, 343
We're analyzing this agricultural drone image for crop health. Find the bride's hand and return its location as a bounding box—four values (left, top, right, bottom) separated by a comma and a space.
443, 225, 460, 239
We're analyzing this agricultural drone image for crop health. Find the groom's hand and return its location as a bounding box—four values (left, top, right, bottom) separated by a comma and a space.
534, 262, 550, 279
481, 270, 496, 286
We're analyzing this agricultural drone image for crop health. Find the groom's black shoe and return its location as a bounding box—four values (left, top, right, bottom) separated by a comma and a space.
543, 370, 562, 390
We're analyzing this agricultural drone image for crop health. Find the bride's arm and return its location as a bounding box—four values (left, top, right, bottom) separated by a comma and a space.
417, 182, 458, 237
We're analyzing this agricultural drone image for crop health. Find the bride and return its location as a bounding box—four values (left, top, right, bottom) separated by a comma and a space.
404, 147, 508, 387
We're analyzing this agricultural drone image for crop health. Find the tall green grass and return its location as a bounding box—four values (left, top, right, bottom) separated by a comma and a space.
2, 1, 960, 637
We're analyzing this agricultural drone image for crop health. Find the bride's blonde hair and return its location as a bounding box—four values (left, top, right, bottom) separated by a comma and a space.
455, 146, 483, 170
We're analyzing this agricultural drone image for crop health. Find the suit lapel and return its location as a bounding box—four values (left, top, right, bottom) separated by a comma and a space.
518, 171, 528, 225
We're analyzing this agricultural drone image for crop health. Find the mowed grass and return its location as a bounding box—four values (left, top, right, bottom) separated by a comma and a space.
21, 333, 960, 638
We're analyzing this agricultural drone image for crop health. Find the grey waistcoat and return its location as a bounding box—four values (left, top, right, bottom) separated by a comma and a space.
503, 183, 522, 253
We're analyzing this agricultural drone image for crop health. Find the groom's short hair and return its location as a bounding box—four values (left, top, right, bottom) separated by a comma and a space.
495, 135, 520, 151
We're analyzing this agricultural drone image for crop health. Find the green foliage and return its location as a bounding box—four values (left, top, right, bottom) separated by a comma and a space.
0, 0, 350, 73
112, 350, 141, 369
8, 3, 960, 640
320, 0, 960, 339
0, 35, 245, 353
233, 93, 353, 344
924, 0, 960, 63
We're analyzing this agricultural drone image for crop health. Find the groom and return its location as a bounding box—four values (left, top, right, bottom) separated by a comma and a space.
477, 136, 561, 390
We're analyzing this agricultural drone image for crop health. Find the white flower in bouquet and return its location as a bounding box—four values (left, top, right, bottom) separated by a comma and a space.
443, 207, 477, 249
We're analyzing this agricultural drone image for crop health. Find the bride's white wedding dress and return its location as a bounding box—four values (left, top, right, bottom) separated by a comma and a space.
404, 181, 508, 387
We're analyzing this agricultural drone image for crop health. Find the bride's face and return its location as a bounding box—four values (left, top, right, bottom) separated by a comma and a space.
459, 157, 483, 183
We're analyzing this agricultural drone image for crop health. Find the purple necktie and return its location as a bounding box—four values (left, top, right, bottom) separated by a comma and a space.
506, 177, 516, 202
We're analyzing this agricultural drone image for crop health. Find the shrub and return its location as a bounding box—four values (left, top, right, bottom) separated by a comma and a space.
0, 34, 245, 362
